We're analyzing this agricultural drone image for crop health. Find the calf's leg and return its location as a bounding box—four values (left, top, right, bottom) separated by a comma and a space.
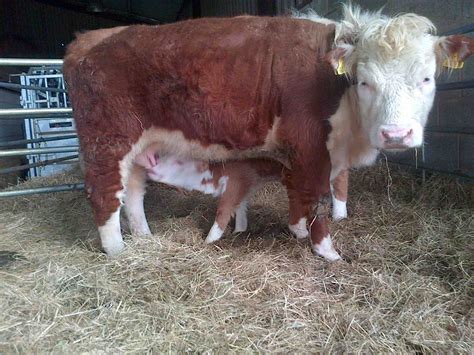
205, 180, 249, 243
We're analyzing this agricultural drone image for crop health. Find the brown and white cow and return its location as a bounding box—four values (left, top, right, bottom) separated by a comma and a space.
63, 4, 474, 260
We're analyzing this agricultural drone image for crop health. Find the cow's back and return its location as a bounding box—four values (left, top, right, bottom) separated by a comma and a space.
64, 17, 343, 152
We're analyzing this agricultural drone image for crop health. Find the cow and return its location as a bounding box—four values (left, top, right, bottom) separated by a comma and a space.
299, 8, 474, 222
63, 4, 474, 260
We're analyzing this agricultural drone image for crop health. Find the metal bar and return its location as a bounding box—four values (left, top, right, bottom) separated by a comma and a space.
0, 183, 84, 198
0, 155, 79, 174
437, 79, 474, 91
0, 134, 77, 148
0, 146, 79, 157
0, 108, 73, 119
0, 81, 67, 93
441, 23, 474, 36
0, 58, 63, 66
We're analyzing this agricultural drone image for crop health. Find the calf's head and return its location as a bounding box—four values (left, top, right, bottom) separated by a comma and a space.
328, 5, 474, 150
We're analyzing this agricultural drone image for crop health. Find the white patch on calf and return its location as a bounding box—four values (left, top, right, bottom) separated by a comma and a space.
289, 217, 309, 239
205, 222, 225, 243
213, 176, 229, 197
313, 234, 341, 261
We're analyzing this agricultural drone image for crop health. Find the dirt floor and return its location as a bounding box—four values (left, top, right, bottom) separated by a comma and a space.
0, 162, 472, 353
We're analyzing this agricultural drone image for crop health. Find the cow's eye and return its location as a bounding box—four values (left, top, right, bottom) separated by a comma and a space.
359, 81, 368, 86
423, 77, 431, 83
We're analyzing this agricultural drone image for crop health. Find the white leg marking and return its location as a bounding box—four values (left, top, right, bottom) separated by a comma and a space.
205, 222, 225, 244
313, 234, 341, 261
124, 168, 151, 236
288, 217, 308, 239
331, 183, 347, 221
332, 197, 347, 221
234, 199, 248, 233
98, 209, 124, 256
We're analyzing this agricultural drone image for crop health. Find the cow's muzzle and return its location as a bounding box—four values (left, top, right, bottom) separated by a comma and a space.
378, 125, 414, 149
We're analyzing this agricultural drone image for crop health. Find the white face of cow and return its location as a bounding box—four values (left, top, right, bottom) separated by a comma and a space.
355, 37, 437, 150
326, 5, 474, 151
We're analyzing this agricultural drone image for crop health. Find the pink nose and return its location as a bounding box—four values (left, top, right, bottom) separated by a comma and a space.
379, 126, 413, 147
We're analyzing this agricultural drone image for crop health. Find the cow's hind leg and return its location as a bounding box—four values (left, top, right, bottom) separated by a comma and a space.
124, 164, 151, 236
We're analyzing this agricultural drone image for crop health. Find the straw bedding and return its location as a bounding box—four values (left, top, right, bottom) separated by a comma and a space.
0, 162, 472, 353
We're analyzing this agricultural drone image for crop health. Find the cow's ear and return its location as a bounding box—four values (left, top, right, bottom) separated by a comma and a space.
436, 35, 474, 70
326, 43, 355, 77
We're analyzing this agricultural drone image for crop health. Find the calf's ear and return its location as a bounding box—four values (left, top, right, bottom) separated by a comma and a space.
436, 35, 474, 70
326, 43, 355, 77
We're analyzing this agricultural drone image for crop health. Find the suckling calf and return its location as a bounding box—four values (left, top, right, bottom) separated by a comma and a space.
137, 150, 305, 245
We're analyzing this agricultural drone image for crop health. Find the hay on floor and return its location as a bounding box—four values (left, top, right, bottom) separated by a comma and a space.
0, 162, 472, 353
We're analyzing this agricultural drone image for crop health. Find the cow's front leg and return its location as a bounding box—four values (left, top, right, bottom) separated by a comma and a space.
284, 160, 341, 261
287, 192, 309, 239
331, 169, 349, 220
310, 195, 341, 261
85, 163, 125, 256
124, 164, 151, 236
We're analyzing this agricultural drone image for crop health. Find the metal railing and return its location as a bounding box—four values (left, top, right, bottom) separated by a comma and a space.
0, 58, 83, 197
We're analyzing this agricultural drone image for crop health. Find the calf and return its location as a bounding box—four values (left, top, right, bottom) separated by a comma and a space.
137, 149, 292, 244
63, 4, 474, 260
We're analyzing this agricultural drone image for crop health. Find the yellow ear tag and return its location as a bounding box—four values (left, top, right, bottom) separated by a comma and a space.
443, 53, 464, 69
336, 58, 346, 75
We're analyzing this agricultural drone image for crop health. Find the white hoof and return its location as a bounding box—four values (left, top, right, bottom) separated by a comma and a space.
289, 217, 308, 239
332, 198, 347, 221
98, 210, 125, 257
130, 222, 152, 236
103, 239, 125, 257
205, 222, 224, 244
313, 234, 342, 261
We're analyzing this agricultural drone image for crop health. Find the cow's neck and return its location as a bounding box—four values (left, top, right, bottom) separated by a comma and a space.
327, 86, 379, 180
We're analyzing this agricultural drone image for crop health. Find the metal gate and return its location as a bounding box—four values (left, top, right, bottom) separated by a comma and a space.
0, 59, 83, 197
